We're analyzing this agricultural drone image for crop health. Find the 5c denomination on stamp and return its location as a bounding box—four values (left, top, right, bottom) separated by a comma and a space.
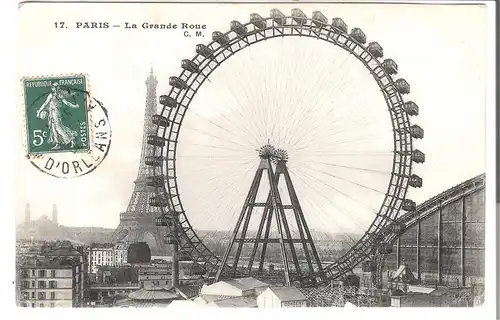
22, 74, 112, 178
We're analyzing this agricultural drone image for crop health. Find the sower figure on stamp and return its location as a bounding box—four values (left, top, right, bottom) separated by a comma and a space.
36, 82, 79, 150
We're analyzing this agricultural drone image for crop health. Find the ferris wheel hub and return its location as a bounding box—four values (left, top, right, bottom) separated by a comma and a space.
258, 144, 276, 159
257, 145, 289, 163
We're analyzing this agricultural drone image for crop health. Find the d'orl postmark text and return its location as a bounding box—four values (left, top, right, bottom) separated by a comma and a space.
23, 75, 111, 178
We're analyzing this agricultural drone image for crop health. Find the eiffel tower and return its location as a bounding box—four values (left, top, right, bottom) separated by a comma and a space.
110, 69, 165, 253
215, 145, 323, 285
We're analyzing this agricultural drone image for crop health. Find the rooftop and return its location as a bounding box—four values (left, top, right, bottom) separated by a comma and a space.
266, 286, 307, 302
128, 287, 178, 301
211, 296, 257, 308
20, 257, 81, 269
225, 277, 269, 291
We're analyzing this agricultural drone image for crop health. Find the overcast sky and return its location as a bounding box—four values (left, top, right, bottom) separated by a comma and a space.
16, 3, 488, 235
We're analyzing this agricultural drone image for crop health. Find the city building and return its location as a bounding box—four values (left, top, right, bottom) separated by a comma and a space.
18, 255, 85, 308
88, 244, 115, 273
138, 267, 170, 288
87, 242, 131, 273
257, 287, 307, 308
114, 242, 129, 266
138, 266, 202, 288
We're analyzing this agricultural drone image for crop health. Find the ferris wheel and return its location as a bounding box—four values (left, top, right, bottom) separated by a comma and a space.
148, 8, 425, 285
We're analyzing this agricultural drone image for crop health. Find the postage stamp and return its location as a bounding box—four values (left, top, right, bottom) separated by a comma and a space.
24, 75, 90, 154
22, 74, 112, 178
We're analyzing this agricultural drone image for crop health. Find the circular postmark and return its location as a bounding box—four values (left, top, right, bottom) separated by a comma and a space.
22, 75, 111, 178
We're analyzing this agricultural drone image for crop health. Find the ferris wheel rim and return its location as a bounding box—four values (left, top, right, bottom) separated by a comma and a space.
152, 12, 415, 281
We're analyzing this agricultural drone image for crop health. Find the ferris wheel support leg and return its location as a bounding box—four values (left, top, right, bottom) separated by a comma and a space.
282, 164, 320, 274
258, 204, 274, 274
275, 170, 302, 277
214, 167, 265, 282
266, 159, 292, 285
247, 187, 276, 276
232, 170, 264, 275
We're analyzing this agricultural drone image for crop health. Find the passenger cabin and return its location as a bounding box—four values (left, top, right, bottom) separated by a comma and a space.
350, 28, 367, 44
331, 17, 347, 33
196, 44, 213, 58
146, 175, 164, 188
409, 174, 423, 188
212, 31, 230, 45
155, 214, 173, 227
291, 8, 307, 24
169, 76, 188, 90
163, 235, 176, 244
159, 95, 177, 109
409, 125, 424, 139
367, 42, 384, 58
181, 59, 200, 73
145, 156, 164, 166
152, 114, 169, 127
230, 20, 247, 36
250, 13, 266, 29
391, 223, 406, 235
382, 59, 398, 75
362, 260, 376, 272
147, 135, 166, 147
149, 195, 169, 207
395, 79, 410, 94
312, 11, 328, 26
379, 242, 393, 254
404, 101, 419, 116
402, 199, 416, 211
270, 9, 286, 26
412, 149, 425, 163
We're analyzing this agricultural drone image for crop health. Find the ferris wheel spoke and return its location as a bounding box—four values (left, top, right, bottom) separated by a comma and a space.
290, 167, 376, 226
292, 167, 380, 217
184, 161, 256, 233
301, 163, 386, 195
282, 50, 353, 145
182, 124, 255, 150
292, 171, 362, 240
185, 106, 260, 148
306, 161, 392, 175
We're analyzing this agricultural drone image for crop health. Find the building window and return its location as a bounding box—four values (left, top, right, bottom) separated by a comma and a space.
38, 270, 46, 278
31, 303, 35, 308
38, 281, 46, 289
37, 292, 46, 300
31, 270, 35, 276
39, 303, 44, 308
50, 303, 55, 308
50, 292, 55, 300
31, 281, 35, 288
49, 281, 57, 289
31, 292, 35, 299
21, 281, 29, 289
51, 270, 56, 278
21, 270, 29, 277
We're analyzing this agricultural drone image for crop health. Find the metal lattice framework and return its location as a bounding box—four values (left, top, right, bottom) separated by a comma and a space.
370, 174, 485, 288
110, 70, 165, 248
148, 9, 424, 284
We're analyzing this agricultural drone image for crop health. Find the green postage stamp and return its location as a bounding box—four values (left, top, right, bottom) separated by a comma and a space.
22, 74, 112, 178
24, 76, 90, 154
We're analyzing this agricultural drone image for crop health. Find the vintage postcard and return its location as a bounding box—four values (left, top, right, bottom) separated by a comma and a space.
14, 0, 496, 315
